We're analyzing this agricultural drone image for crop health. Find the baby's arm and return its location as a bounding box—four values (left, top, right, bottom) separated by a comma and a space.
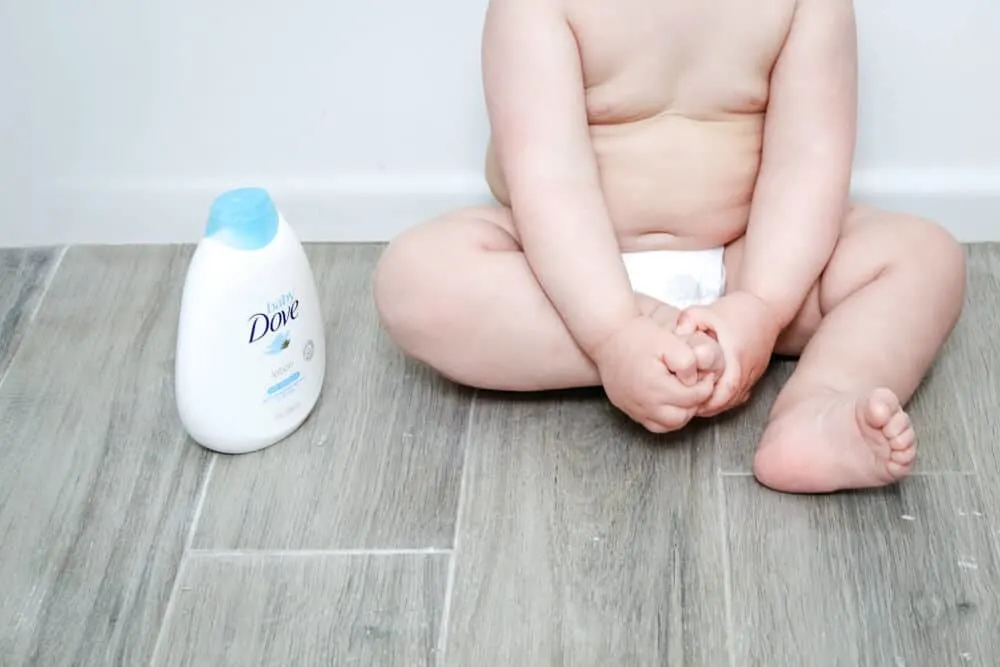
482, 0, 638, 357
737, 0, 858, 328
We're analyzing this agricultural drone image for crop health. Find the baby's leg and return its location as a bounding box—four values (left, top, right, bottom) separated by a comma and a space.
743, 205, 966, 493
374, 205, 721, 391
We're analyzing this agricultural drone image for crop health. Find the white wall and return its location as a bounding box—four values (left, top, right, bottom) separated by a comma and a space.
1, 0, 998, 246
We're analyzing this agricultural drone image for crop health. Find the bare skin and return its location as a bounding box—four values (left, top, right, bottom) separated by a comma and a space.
373, 0, 967, 493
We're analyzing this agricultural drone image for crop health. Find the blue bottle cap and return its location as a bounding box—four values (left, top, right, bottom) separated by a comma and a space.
205, 187, 279, 250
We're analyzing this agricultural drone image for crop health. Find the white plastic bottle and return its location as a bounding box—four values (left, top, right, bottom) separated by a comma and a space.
175, 187, 326, 454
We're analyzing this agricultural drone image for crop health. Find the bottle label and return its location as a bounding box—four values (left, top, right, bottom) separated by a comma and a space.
248, 291, 299, 350
248, 290, 312, 409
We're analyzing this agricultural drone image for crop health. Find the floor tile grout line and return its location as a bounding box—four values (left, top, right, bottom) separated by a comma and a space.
436, 389, 478, 665
714, 434, 737, 667
187, 548, 454, 558
185, 453, 218, 549
0, 245, 68, 393
150, 453, 217, 666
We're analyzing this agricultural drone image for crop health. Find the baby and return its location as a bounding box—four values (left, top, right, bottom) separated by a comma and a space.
373, 0, 967, 493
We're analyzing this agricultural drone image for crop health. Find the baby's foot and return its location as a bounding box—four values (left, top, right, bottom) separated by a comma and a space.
752, 387, 916, 494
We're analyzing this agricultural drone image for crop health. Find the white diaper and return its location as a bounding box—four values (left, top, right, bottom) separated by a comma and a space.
621, 247, 726, 310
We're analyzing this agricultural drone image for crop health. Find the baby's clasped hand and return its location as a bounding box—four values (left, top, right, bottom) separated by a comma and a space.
592, 314, 716, 433
675, 291, 783, 417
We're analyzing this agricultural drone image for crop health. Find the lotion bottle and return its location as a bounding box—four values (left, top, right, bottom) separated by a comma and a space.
175, 187, 326, 454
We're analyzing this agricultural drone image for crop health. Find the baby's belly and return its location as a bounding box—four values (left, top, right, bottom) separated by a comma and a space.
486, 113, 764, 252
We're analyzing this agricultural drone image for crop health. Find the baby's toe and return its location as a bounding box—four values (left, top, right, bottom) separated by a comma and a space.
864, 388, 901, 429
886, 460, 910, 477
890, 424, 916, 450
890, 444, 916, 466
883, 410, 911, 439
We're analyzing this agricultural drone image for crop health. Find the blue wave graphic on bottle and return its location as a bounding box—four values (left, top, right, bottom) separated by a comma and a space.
265, 331, 291, 355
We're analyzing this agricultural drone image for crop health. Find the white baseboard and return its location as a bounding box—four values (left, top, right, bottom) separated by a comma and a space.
849, 168, 1000, 243
4, 169, 999, 246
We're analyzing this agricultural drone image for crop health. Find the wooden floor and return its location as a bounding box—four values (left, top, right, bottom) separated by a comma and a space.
0, 243, 998, 666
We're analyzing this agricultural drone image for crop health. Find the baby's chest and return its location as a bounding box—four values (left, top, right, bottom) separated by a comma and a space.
570, 0, 795, 119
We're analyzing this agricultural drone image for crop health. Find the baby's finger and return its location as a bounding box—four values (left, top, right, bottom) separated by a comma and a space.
674, 307, 715, 337
642, 419, 671, 434
697, 372, 742, 416
646, 405, 694, 433
661, 374, 716, 409
658, 335, 699, 386
687, 331, 724, 373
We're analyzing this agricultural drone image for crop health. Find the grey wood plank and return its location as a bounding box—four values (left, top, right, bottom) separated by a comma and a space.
0, 247, 59, 381
0, 246, 210, 666
726, 474, 1000, 666
947, 244, 1000, 553
193, 244, 473, 550
153, 553, 448, 667
443, 389, 729, 666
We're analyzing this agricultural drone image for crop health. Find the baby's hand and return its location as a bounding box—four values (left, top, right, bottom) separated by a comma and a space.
592, 314, 716, 433
675, 291, 782, 417
636, 292, 724, 388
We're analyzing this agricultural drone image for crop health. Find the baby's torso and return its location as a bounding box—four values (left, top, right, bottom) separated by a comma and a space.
485, 0, 797, 251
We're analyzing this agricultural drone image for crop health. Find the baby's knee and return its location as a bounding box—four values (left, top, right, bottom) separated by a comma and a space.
373, 216, 484, 353
892, 216, 966, 292
872, 214, 967, 329
373, 225, 442, 346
